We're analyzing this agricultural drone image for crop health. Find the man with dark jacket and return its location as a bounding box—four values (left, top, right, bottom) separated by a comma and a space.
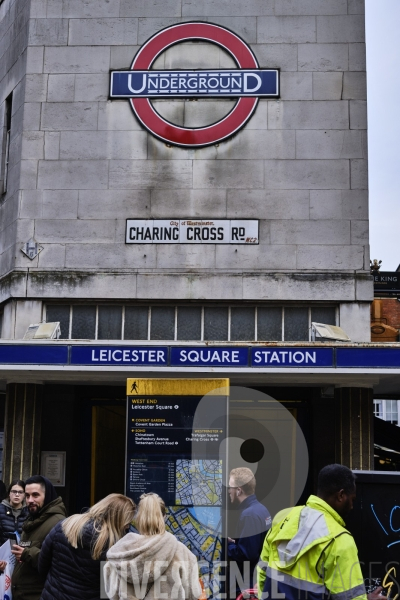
228, 467, 271, 597
11, 475, 66, 600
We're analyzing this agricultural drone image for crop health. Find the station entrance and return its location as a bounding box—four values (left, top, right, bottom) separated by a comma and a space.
78, 385, 311, 515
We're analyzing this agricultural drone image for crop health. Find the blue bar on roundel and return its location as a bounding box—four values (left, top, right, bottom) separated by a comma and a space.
110, 70, 279, 98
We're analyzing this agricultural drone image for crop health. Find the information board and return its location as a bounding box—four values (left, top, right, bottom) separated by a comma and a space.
346, 471, 400, 591
126, 378, 229, 598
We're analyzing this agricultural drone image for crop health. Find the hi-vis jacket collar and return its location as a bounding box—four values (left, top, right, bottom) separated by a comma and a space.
272, 496, 348, 569
306, 496, 346, 528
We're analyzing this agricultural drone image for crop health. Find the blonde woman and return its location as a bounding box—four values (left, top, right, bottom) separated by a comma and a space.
38, 493, 135, 600
104, 493, 202, 600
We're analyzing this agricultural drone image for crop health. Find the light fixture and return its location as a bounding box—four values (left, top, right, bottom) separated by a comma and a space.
311, 322, 351, 342
23, 322, 61, 340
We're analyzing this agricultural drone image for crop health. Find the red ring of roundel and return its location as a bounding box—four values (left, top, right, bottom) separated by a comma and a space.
130, 22, 259, 148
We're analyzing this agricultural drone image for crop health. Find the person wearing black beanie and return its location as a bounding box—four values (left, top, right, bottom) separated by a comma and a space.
23, 476, 58, 516
10, 475, 66, 600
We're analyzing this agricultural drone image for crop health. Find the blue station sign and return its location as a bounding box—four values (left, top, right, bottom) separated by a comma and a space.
2, 344, 400, 369
3, 344, 400, 369
0, 345, 68, 364
70, 346, 169, 366
251, 347, 334, 367
110, 69, 279, 99
336, 348, 400, 368
170, 347, 249, 366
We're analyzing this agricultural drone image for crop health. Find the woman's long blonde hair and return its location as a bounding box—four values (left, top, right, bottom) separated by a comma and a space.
135, 493, 166, 536
62, 493, 136, 559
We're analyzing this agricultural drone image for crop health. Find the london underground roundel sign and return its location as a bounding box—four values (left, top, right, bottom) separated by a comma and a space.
110, 22, 279, 148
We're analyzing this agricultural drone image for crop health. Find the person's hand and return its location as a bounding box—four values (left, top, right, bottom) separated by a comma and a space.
368, 586, 383, 600
11, 545, 24, 561
228, 537, 235, 543
0, 561, 6, 571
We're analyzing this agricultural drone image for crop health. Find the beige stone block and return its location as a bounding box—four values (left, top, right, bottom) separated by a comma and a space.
20, 160, 38, 189
343, 72, 367, 100
151, 189, 227, 218
62, 0, 119, 18
298, 43, 348, 71
59, 131, 147, 160
312, 72, 343, 100
271, 219, 350, 245
74, 74, 109, 102
309, 190, 342, 220
20, 191, 43, 219
37, 244, 66, 268
349, 43, 366, 71
65, 243, 157, 269
252, 44, 298, 71
182, 0, 275, 16
44, 132, 60, 160
258, 16, 316, 43
47, 74, 75, 102
265, 159, 349, 189
110, 46, 140, 69
156, 245, 216, 270
78, 190, 151, 219
69, 18, 138, 46
216, 244, 296, 270
41, 102, 98, 131
227, 190, 309, 219
268, 100, 348, 130
109, 160, 193, 189
25, 74, 48, 102
297, 245, 364, 270
317, 15, 365, 43
38, 160, 109, 189
341, 190, 368, 220
21, 131, 44, 159
98, 101, 143, 131
281, 72, 313, 100
350, 101, 367, 130
44, 46, 110, 73
43, 190, 79, 219
274, 0, 347, 15
296, 131, 363, 159
351, 220, 368, 245
29, 18, 68, 45
35, 219, 115, 243
193, 160, 264, 189
120, 0, 181, 17
350, 159, 368, 189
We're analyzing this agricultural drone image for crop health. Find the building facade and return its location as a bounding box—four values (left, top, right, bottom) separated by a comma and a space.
1, 0, 390, 523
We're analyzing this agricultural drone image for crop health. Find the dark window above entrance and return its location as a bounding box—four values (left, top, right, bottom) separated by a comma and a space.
46, 303, 337, 343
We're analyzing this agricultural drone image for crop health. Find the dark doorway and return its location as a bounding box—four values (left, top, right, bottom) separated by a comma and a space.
74, 389, 126, 513
91, 404, 126, 504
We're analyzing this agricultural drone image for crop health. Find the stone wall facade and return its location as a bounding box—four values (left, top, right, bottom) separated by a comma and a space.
0, 0, 372, 341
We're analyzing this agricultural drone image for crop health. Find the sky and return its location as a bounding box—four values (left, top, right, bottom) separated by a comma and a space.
365, 0, 400, 271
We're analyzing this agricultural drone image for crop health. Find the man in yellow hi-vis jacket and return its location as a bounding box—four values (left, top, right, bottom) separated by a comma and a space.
257, 464, 383, 600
